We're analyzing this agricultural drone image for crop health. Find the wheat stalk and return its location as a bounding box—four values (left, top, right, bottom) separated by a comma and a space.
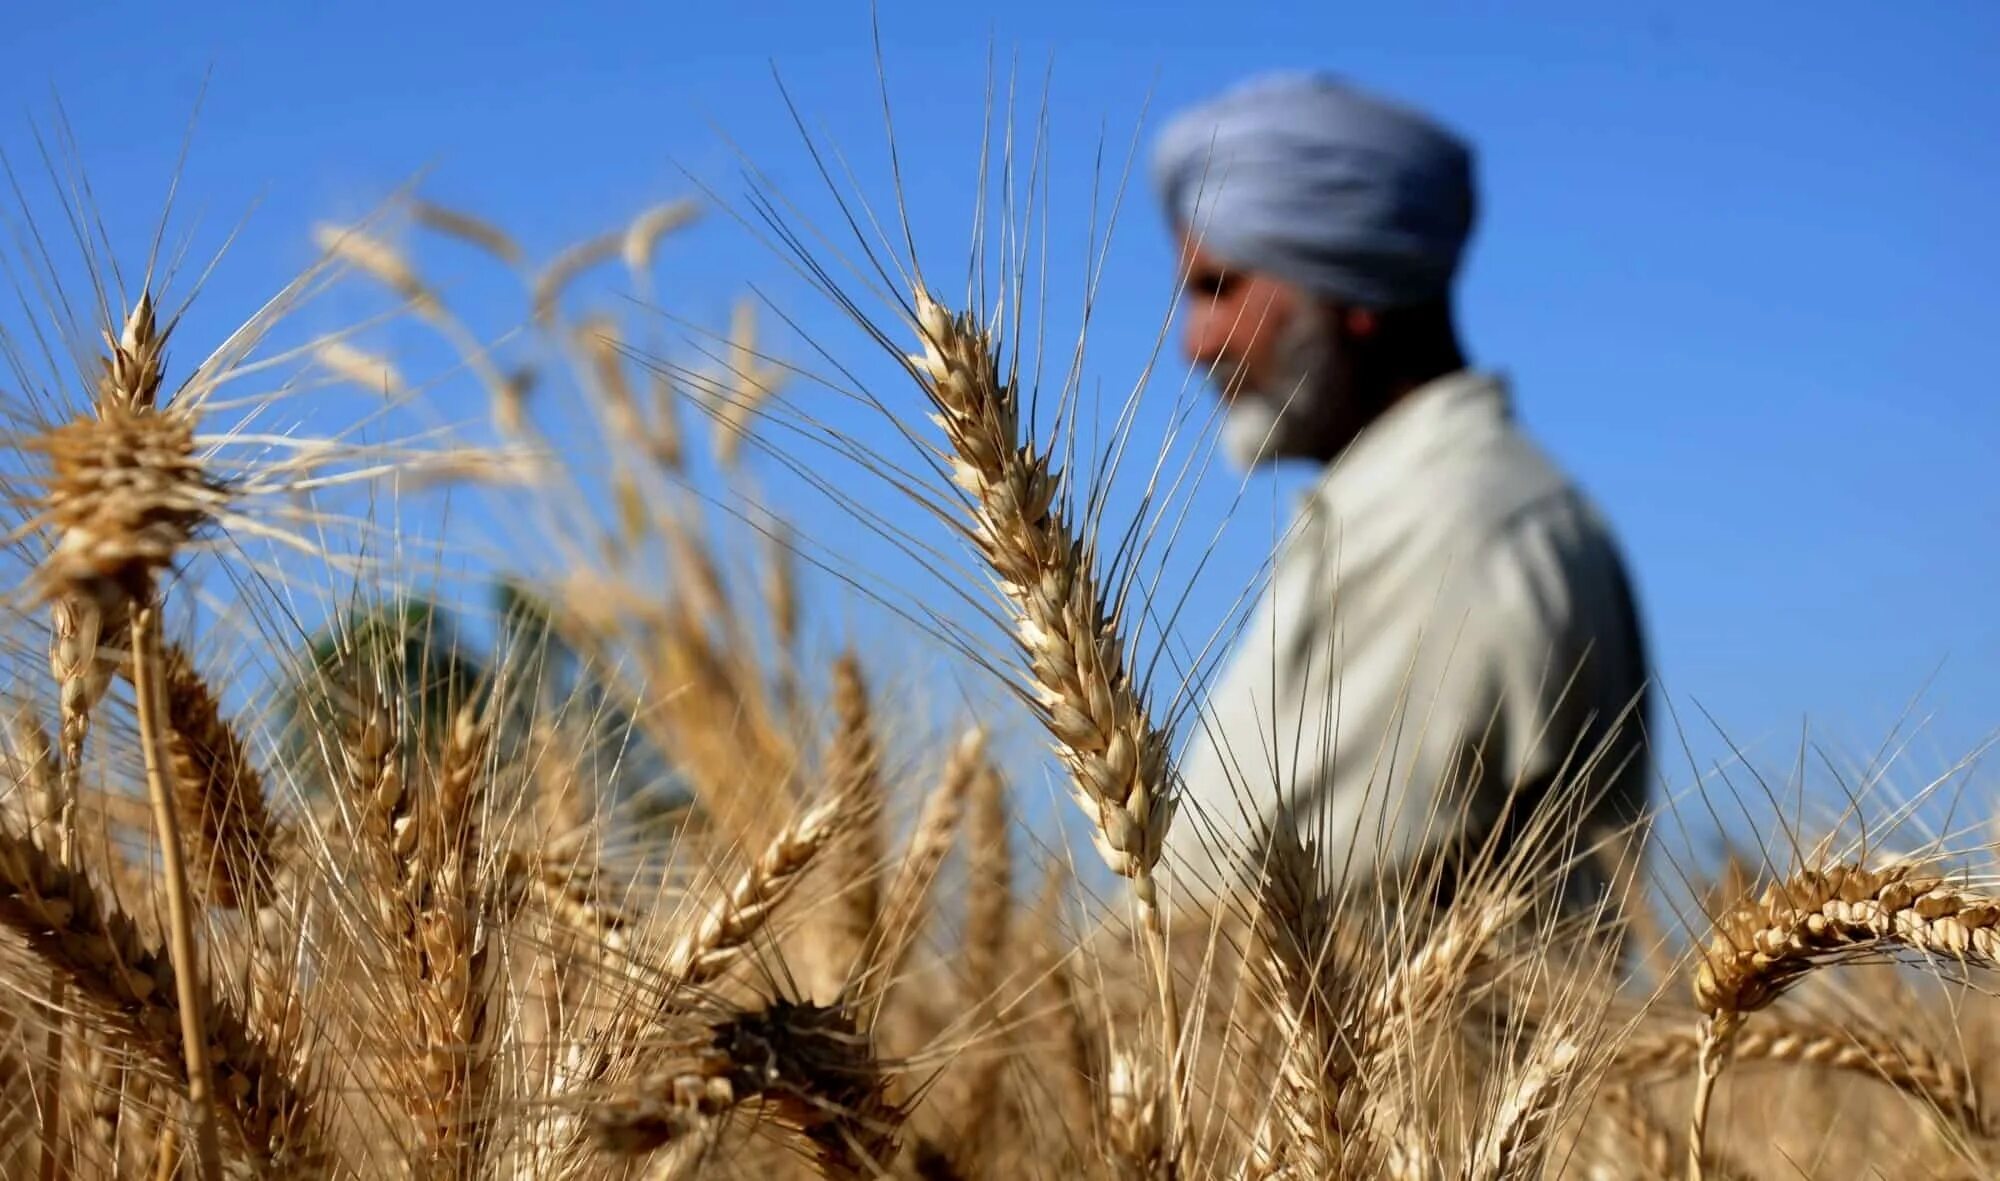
623, 199, 702, 289
128, 604, 223, 1180
314, 340, 409, 399
1616, 1015, 1983, 1135
1687, 861, 2000, 1177
851, 727, 984, 1011
665, 780, 874, 999
411, 199, 524, 265
0, 820, 319, 1171
902, 287, 1182, 1109
1463, 1037, 1580, 1181
25, 292, 231, 1180
819, 653, 886, 996
408, 705, 496, 1178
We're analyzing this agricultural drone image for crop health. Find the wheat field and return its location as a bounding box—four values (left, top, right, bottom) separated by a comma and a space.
0, 72, 1992, 1181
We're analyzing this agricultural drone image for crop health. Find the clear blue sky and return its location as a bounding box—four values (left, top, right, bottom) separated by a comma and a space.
7, 2, 1997, 866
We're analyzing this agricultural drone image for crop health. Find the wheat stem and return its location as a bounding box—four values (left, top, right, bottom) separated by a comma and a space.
904, 287, 1182, 1133
130, 602, 222, 1181
34, 680, 74, 1181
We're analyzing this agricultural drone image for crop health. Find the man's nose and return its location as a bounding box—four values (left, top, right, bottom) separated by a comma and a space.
1185, 312, 1227, 371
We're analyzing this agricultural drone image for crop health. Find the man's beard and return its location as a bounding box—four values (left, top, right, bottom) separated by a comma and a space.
1217, 302, 1336, 471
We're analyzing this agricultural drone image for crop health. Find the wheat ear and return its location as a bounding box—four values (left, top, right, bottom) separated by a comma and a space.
127, 643, 280, 911
903, 287, 1181, 1083
591, 997, 903, 1178
666, 779, 876, 999
1687, 861, 2000, 1177
1616, 1015, 1982, 1135
40, 599, 105, 1181
1463, 1037, 1581, 1181
819, 652, 886, 995
314, 222, 522, 437
1243, 831, 1357, 1179
410, 199, 524, 265
28, 290, 228, 1180
0, 819, 318, 1170
953, 741, 1014, 1162
410, 705, 496, 1178
850, 727, 985, 1012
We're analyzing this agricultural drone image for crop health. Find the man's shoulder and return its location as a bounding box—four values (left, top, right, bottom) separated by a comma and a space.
1403, 414, 1600, 553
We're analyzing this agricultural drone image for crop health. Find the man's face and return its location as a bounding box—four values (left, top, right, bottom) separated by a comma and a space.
1178, 237, 1303, 403
1176, 236, 1342, 468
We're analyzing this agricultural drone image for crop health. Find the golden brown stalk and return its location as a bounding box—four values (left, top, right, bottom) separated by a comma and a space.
1616, 1015, 1983, 1135
820, 653, 886, 994
575, 314, 645, 442
407, 705, 495, 1179
132, 643, 279, 912
18, 699, 67, 1181
903, 287, 1181, 1075
1243, 832, 1359, 1180
0, 815, 319, 1170
1687, 861, 2000, 1177
1028, 864, 1100, 1155
130, 605, 222, 1181
591, 998, 902, 1178
955, 749, 1013, 1160
647, 369, 685, 471
850, 727, 985, 1010
410, 199, 524, 265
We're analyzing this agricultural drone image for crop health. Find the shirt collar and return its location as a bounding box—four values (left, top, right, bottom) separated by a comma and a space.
1304, 368, 1512, 518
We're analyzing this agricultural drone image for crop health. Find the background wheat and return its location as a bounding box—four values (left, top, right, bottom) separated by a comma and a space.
0, 73, 1991, 1181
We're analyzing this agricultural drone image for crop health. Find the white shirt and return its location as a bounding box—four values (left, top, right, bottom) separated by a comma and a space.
1167, 370, 1651, 910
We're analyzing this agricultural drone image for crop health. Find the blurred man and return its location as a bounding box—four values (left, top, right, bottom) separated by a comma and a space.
1153, 73, 1652, 916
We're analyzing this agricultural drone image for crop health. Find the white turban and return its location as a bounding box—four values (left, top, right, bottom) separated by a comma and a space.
1153, 72, 1477, 309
